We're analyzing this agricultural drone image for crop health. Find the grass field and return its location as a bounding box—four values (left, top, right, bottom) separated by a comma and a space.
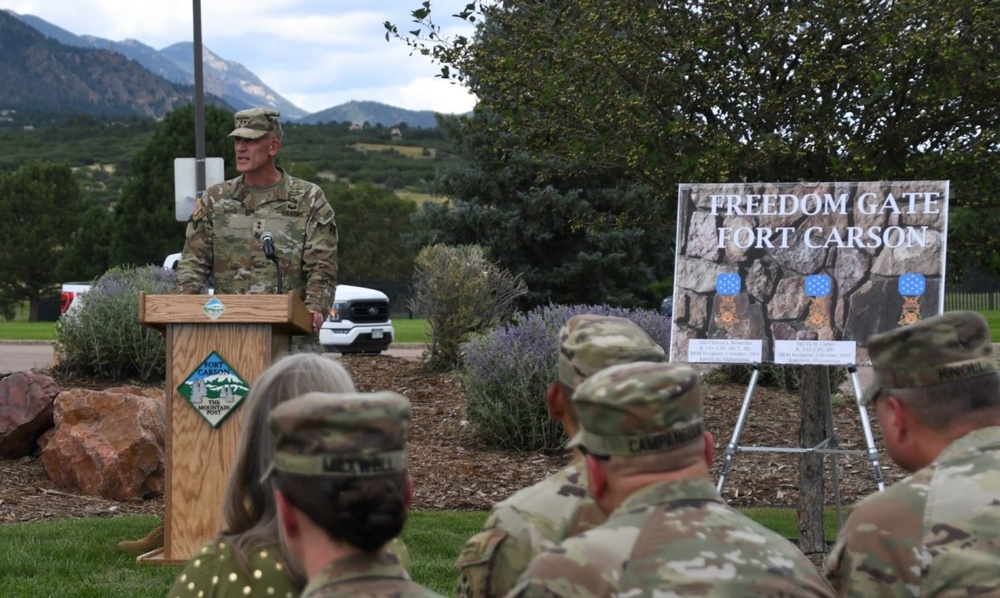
353, 143, 437, 159
5, 310, 1000, 344
393, 317, 430, 344
0, 303, 429, 345
0, 508, 836, 597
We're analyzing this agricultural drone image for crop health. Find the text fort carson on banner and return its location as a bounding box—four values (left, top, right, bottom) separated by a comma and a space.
670, 181, 948, 366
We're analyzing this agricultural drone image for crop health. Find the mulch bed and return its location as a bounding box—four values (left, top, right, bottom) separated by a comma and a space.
0, 355, 905, 524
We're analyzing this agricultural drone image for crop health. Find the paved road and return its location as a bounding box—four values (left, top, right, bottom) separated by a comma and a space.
0, 341, 54, 374
0, 341, 424, 375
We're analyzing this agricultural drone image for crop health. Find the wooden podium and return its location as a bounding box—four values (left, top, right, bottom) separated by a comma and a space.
137, 291, 313, 563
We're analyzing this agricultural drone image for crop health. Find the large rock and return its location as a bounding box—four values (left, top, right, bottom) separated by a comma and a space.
41, 386, 166, 501
0, 370, 60, 458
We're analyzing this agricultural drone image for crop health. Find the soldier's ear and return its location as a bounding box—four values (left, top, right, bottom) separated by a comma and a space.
404, 475, 414, 509
274, 490, 300, 539
584, 453, 609, 500
703, 431, 714, 465
545, 383, 565, 421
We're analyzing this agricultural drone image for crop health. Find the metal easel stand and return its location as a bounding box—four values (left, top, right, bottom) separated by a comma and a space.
715, 364, 884, 529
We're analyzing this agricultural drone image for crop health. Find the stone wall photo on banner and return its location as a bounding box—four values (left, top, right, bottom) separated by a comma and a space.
669, 180, 949, 366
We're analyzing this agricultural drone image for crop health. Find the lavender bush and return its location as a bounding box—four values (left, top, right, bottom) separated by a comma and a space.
55, 265, 175, 382
460, 304, 671, 451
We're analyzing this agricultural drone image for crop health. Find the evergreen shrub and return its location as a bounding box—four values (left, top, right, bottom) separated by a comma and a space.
55, 265, 174, 382
460, 304, 671, 451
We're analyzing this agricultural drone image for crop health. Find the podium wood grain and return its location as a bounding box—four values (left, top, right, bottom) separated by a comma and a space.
137, 292, 310, 563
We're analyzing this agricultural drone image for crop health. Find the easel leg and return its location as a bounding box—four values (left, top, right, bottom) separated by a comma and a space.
848, 365, 885, 491
717, 364, 761, 493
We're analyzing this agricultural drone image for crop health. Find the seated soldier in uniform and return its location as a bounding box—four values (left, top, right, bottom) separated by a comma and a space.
266, 391, 442, 597
455, 314, 667, 597
510, 361, 836, 597
825, 311, 1000, 596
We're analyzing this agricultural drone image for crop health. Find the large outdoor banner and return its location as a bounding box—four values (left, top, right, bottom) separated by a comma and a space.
670, 181, 949, 366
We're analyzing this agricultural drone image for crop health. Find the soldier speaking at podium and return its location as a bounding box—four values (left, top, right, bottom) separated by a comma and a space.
173, 107, 338, 335
118, 107, 338, 555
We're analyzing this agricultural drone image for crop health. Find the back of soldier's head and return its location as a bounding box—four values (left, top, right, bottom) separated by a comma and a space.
863, 310, 1000, 429
263, 391, 411, 551
568, 361, 705, 470
557, 315, 666, 391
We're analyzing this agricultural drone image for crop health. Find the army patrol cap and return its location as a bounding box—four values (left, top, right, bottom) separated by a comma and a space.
567, 361, 704, 457
229, 107, 282, 140
558, 314, 667, 390
261, 391, 411, 482
861, 310, 1000, 406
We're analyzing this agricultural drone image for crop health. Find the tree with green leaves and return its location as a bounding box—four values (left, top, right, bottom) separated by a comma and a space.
388, 0, 1000, 552
388, 0, 1000, 278
414, 111, 673, 307
324, 181, 419, 283
108, 104, 237, 268
53, 198, 116, 284
0, 162, 83, 319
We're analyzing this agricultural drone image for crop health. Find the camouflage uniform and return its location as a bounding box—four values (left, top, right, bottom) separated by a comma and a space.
264, 391, 442, 598
510, 362, 836, 598
824, 311, 1000, 597
301, 552, 438, 598
174, 108, 337, 313
455, 315, 666, 598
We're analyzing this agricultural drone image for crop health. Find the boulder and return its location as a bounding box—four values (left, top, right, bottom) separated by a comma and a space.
0, 370, 60, 458
41, 386, 166, 501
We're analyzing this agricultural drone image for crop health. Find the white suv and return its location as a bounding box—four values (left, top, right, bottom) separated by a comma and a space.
319, 285, 394, 354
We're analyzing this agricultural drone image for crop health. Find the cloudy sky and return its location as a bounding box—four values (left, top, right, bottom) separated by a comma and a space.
2, 0, 479, 115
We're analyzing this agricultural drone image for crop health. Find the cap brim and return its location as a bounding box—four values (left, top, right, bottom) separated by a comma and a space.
228, 127, 268, 139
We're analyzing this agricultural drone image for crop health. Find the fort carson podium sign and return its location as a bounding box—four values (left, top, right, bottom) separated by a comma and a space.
669, 181, 949, 366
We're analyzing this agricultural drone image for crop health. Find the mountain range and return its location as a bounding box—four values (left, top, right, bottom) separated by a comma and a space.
0, 10, 444, 128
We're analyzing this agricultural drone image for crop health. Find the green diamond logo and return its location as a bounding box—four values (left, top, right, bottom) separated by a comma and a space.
177, 351, 251, 428
203, 297, 225, 320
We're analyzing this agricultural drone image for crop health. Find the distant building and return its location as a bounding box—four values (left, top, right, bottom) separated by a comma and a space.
349, 123, 362, 131
390, 128, 402, 140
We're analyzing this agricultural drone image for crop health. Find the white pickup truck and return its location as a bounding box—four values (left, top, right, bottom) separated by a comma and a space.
60, 255, 395, 355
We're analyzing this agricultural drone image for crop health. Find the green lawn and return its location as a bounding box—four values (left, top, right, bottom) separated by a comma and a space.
0, 318, 429, 344
0, 321, 57, 340
393, 317, 430, 344
0, 507, 835, 597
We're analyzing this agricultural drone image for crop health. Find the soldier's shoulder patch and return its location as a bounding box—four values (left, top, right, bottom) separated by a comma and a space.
191, 195, 205, 220
313, 199, 336, 226
455, 528, 509, 598
456, 528, 509, 568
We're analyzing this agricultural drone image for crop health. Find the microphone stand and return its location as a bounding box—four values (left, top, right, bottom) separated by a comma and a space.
261, 232, 283, 294
269, 255, 283, 294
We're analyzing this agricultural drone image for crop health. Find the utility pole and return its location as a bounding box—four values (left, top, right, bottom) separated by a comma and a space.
192, 0, 206, 197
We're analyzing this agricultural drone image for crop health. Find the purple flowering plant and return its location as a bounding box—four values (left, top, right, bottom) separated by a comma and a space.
460, 304, 671, 451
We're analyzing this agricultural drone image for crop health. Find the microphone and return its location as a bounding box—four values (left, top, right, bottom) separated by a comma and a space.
261, 232, 276, 260
261, 231, 283, 293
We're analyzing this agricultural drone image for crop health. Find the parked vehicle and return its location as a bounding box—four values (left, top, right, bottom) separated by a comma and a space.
318, 285, 394, 354
59, 282, 91, 314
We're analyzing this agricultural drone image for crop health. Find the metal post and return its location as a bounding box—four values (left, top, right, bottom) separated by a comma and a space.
717, 364, 761, 493
193, 0, 206, 198
848, 365, 885, 491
